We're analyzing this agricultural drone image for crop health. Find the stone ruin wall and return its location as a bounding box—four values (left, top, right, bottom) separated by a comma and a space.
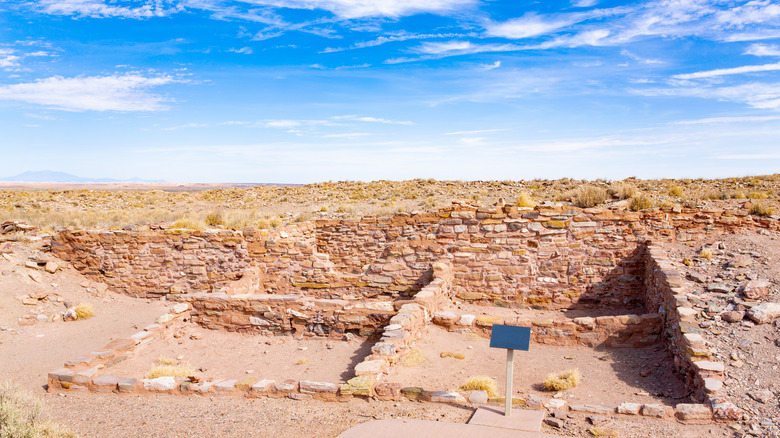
51, 202, 779, 309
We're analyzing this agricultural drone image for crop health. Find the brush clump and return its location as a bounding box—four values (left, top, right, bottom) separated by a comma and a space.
73, 303, 94, 320
457, 376, 499, 397
543, 369, 581, 391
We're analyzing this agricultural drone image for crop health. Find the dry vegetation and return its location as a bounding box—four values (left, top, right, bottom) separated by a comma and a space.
1, 175, 778, 231
457, 376, 499, 397
543, 369, 582, 391
0, 382, 78, 438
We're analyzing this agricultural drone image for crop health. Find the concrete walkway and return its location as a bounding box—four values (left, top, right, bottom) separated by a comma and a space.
337, 418, 561, 438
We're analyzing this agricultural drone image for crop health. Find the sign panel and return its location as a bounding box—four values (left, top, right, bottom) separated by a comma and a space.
489, 325, 531, 351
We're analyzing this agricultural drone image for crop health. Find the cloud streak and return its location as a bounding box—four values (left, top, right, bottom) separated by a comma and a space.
0, 74, 177, 111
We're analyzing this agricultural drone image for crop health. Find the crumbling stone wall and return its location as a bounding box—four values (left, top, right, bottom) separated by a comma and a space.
51, 201, 778, 308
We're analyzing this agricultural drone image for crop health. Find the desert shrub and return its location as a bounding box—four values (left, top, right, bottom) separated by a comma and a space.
0, 382, 78, 438
750, 203, 775, 217
170, 218, 204, 230
439, 351, 465, 360
145, 364, 195, 379
205, 211, 224, 226
155, 356, 177, 366
457, 376, 498, 397
73, 303, 94, 320
609, 182, 637, 200
748, 191, 769, 199
543, 369, 581, 391
699, 248, 713, 260
574, 186, 608, 208
668, 185, 684, 197
515, 192, 537, 208
294, 359, 309, 365
628, 195, 652, 211
401, 348, 426, 367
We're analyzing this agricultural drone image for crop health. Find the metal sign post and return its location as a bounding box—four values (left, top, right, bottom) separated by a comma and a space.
489, 325, 531, 417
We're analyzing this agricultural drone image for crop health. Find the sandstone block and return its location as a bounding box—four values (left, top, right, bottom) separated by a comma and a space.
694, 361, 725, 373
215, 379, 238, 392
118, 378, 137, 392
711, 401, 743, 421
48, 368, 75, 383
640, 404, 667, 418
355, 360, 387, 376
703, 378, 723, 394
92, 375, 120, 391
430, 391, 466, 403
374, 383, 402, 400
73, 367, 100, 385
143, 376, 178, 391
675, 404, 712, 423
720, 311, 743, 323
468, 390, 488, 404
300, 381, 339, 394
747, 302, 780, 324
617, 402, 641, 415
569, 404, 614, 415
340, 376, 375, 396
250, 379, 275, 394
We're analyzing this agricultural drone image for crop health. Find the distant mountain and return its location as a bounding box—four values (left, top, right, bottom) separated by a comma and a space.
0, 170, 165, 183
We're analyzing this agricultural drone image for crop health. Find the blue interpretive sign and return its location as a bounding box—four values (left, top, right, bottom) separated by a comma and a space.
489, 325, 531, 351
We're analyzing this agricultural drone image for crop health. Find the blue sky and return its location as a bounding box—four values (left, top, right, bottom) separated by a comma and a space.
1, 0, 780, 183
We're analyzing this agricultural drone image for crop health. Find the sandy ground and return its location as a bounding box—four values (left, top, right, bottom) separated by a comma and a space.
107, 323, 372, 384
386, 327, 689, 408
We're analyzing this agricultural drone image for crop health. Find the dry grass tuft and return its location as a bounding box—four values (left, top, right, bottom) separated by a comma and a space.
170, 218, 205, 230
609, 182, 637, 200
574, 185, 608, 208
750, 203, 775, 217
73, 303, 94, 320
628, 194, 653, 211
144, 364, 195, 379
401, 348, 427, 367
668, 185, 685, 197
457, 376, 498, 397
155, 356, 178, 366
294, 359, 309, 365
543, 369, 581, 391
205, 211, 224, 226
440, 351, 466, 360
699, 248, 714, 260
0, 381, 79, 438
515, 191, 537, 208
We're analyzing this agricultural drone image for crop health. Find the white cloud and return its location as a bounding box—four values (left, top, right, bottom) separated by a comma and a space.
0, 53, 21, 70
387, 40, 519, 63
445, 129, 506, 135
480, 61, 501, 70
716, 0, 780, 27
0, 74, 177, 111
572, 0, 598, 7
332, 115, 412, 125
37, 0, 179, 18
745, 43, 780, 57
637, 82, 780, 110
321, 32, 473, 53
485, 12, 582, 39
714, 153, 780, 159
235, 0, 476, 19
673, 62, 780, 79
321, 132, 372, 138
228, 47, 254, 54
674, 115, 780, 125
620, 49, 662, 64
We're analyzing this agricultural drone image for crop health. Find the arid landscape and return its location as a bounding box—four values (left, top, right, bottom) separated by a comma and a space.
1, 176, 778, 437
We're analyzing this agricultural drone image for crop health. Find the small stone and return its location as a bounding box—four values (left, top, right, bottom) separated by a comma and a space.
688, 272, 707, 283
703, 378, 723, 393
742, 279, 771, 300
640, 404, 666, 418
587, 415, 609, 425
468, 390, 488, 404
616, 402, 641, 415
748, 389, 774, 404
143, 376, 178, 391
544, 418, 565, 429
44, 261, 58, 274
545, 399, 567, 410
171, 303, 189, 314
747, 302, 780, 324
675, 404, 712, 423
430, 391, 466, 403
721, 311, 744, 323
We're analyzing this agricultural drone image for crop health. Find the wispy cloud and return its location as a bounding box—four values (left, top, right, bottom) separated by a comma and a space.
572, 0, 598, 7
637, 82, 780, 110
332, 115, 413, 125
445, 128, 506, 135
386, 40, 519, 63
745, 43, 780, 57
714, 153, 780, 159
228, 47, 253, 54
485, 12, 584, 39
36, 0, 179, 18
673, 62, 780, 79
716, 0, 780, 27
674, 115, 780, 125
236, 0, 477, 19
0, 74, 178, 111
321, 32, 474, 53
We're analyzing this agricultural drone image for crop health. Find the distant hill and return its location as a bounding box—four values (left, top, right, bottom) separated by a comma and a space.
0, 171, 164, 183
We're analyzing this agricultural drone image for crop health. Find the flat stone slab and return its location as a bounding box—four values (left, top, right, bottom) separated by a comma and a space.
467, 406, 545, 432
339, 418, 560, 438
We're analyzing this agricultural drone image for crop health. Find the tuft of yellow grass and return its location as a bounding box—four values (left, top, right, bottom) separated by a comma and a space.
668, 185, 685, 197
440, 351, 466, 360
515, 191, 537, 208
155, 356, 178, 366
750, 203, 775, 217
294, 358, 309, 365
145, 364, 195, 379
699, 248, 713, 260
628, 194, 652, 211
0, 381, 79, 438
574, 185, 608, 208
73, 303, 94, 320
170, 218, 205, 230
401, 348, 427, 367
543, 369, 581, 391
457, 376, 498, 397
